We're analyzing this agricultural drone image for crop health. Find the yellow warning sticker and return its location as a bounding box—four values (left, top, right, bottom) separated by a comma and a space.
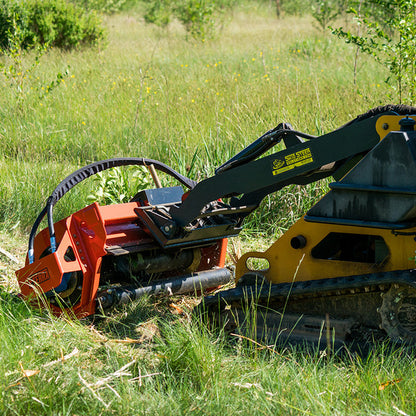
272, 148, 313, 176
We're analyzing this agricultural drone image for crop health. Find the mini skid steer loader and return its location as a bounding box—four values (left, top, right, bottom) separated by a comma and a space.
16, 104, 416, 345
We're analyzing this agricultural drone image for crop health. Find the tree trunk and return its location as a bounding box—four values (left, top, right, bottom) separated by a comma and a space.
276, 0, 281, 18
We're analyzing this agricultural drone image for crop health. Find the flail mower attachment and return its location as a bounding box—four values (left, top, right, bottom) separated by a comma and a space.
16, 158, 230, 318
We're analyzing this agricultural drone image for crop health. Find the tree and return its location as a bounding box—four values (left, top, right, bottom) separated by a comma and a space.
333, 0, 416, 103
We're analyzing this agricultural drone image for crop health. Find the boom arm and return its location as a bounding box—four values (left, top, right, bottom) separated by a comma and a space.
133, 106, 416, 248
168, 109, 391, 227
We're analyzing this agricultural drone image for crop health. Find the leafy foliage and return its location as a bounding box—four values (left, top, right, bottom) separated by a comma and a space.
143, 0, 172, 27
87, 166, 152, 205
0, 0, 105, 51
175, 0, 216, 40
311, 0, 340, 30
332, 0, 416, 103
279, 0, 314, 15
144, 0, 237, 40
70, 0, 128, 15
0, 18, 45, 109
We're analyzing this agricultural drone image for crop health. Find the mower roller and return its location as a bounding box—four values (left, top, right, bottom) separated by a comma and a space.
16, 104, 416, 345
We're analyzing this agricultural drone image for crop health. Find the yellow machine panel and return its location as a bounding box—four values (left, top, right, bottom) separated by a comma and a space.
236, 216, 416, 284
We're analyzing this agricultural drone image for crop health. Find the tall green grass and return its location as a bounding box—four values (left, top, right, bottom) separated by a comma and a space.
0, 287, 415, 415
0, 7, 389, 233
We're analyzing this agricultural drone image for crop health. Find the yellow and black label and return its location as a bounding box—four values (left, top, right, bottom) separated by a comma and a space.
272, 147, 314, 176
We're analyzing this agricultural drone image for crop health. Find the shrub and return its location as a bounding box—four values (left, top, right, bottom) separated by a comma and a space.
0, 0, 105, 51
281, 0, 314, 16
70, 0, 128, 15
144, 0, 237, 40
143, 0, 172, 27
332, 0, 416, 103
311, 0, 340, 31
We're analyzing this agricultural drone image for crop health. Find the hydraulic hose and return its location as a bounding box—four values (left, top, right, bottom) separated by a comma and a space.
28, 157, 196, 263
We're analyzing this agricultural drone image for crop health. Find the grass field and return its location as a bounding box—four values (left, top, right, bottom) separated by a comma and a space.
0, 4, 389, 232
1, 3, 415, 415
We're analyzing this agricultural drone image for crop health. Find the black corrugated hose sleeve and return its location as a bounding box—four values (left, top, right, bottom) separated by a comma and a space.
27, 157, 196, 263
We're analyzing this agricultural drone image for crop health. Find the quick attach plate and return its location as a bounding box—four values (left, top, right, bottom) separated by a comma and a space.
134, 202, 243, 248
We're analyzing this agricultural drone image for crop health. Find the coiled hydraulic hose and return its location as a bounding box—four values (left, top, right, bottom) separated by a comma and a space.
28, 157, 196, 264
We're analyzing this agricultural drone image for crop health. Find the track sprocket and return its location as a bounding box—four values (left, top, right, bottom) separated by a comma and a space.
379, 285, 416, 344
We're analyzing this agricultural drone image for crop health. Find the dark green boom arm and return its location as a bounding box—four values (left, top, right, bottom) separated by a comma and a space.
169, 108, 394, 227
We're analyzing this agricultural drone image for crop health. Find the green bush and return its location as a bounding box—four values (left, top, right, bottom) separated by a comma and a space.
144, 0, 172, 27
281, 0, 314, 15
70, 0, 128, 15
333, 0, 416, 103
0, 0, 105, 50
311, 0, 340, 30
144, 0, 237, 40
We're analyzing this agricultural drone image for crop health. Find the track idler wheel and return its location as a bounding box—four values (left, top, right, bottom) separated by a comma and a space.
379, 285, 416, 344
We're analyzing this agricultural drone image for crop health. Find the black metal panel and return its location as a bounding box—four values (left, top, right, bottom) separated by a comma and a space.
134, 206, 242, 248
307, 131, 416, 226
131, 186, 184, 205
